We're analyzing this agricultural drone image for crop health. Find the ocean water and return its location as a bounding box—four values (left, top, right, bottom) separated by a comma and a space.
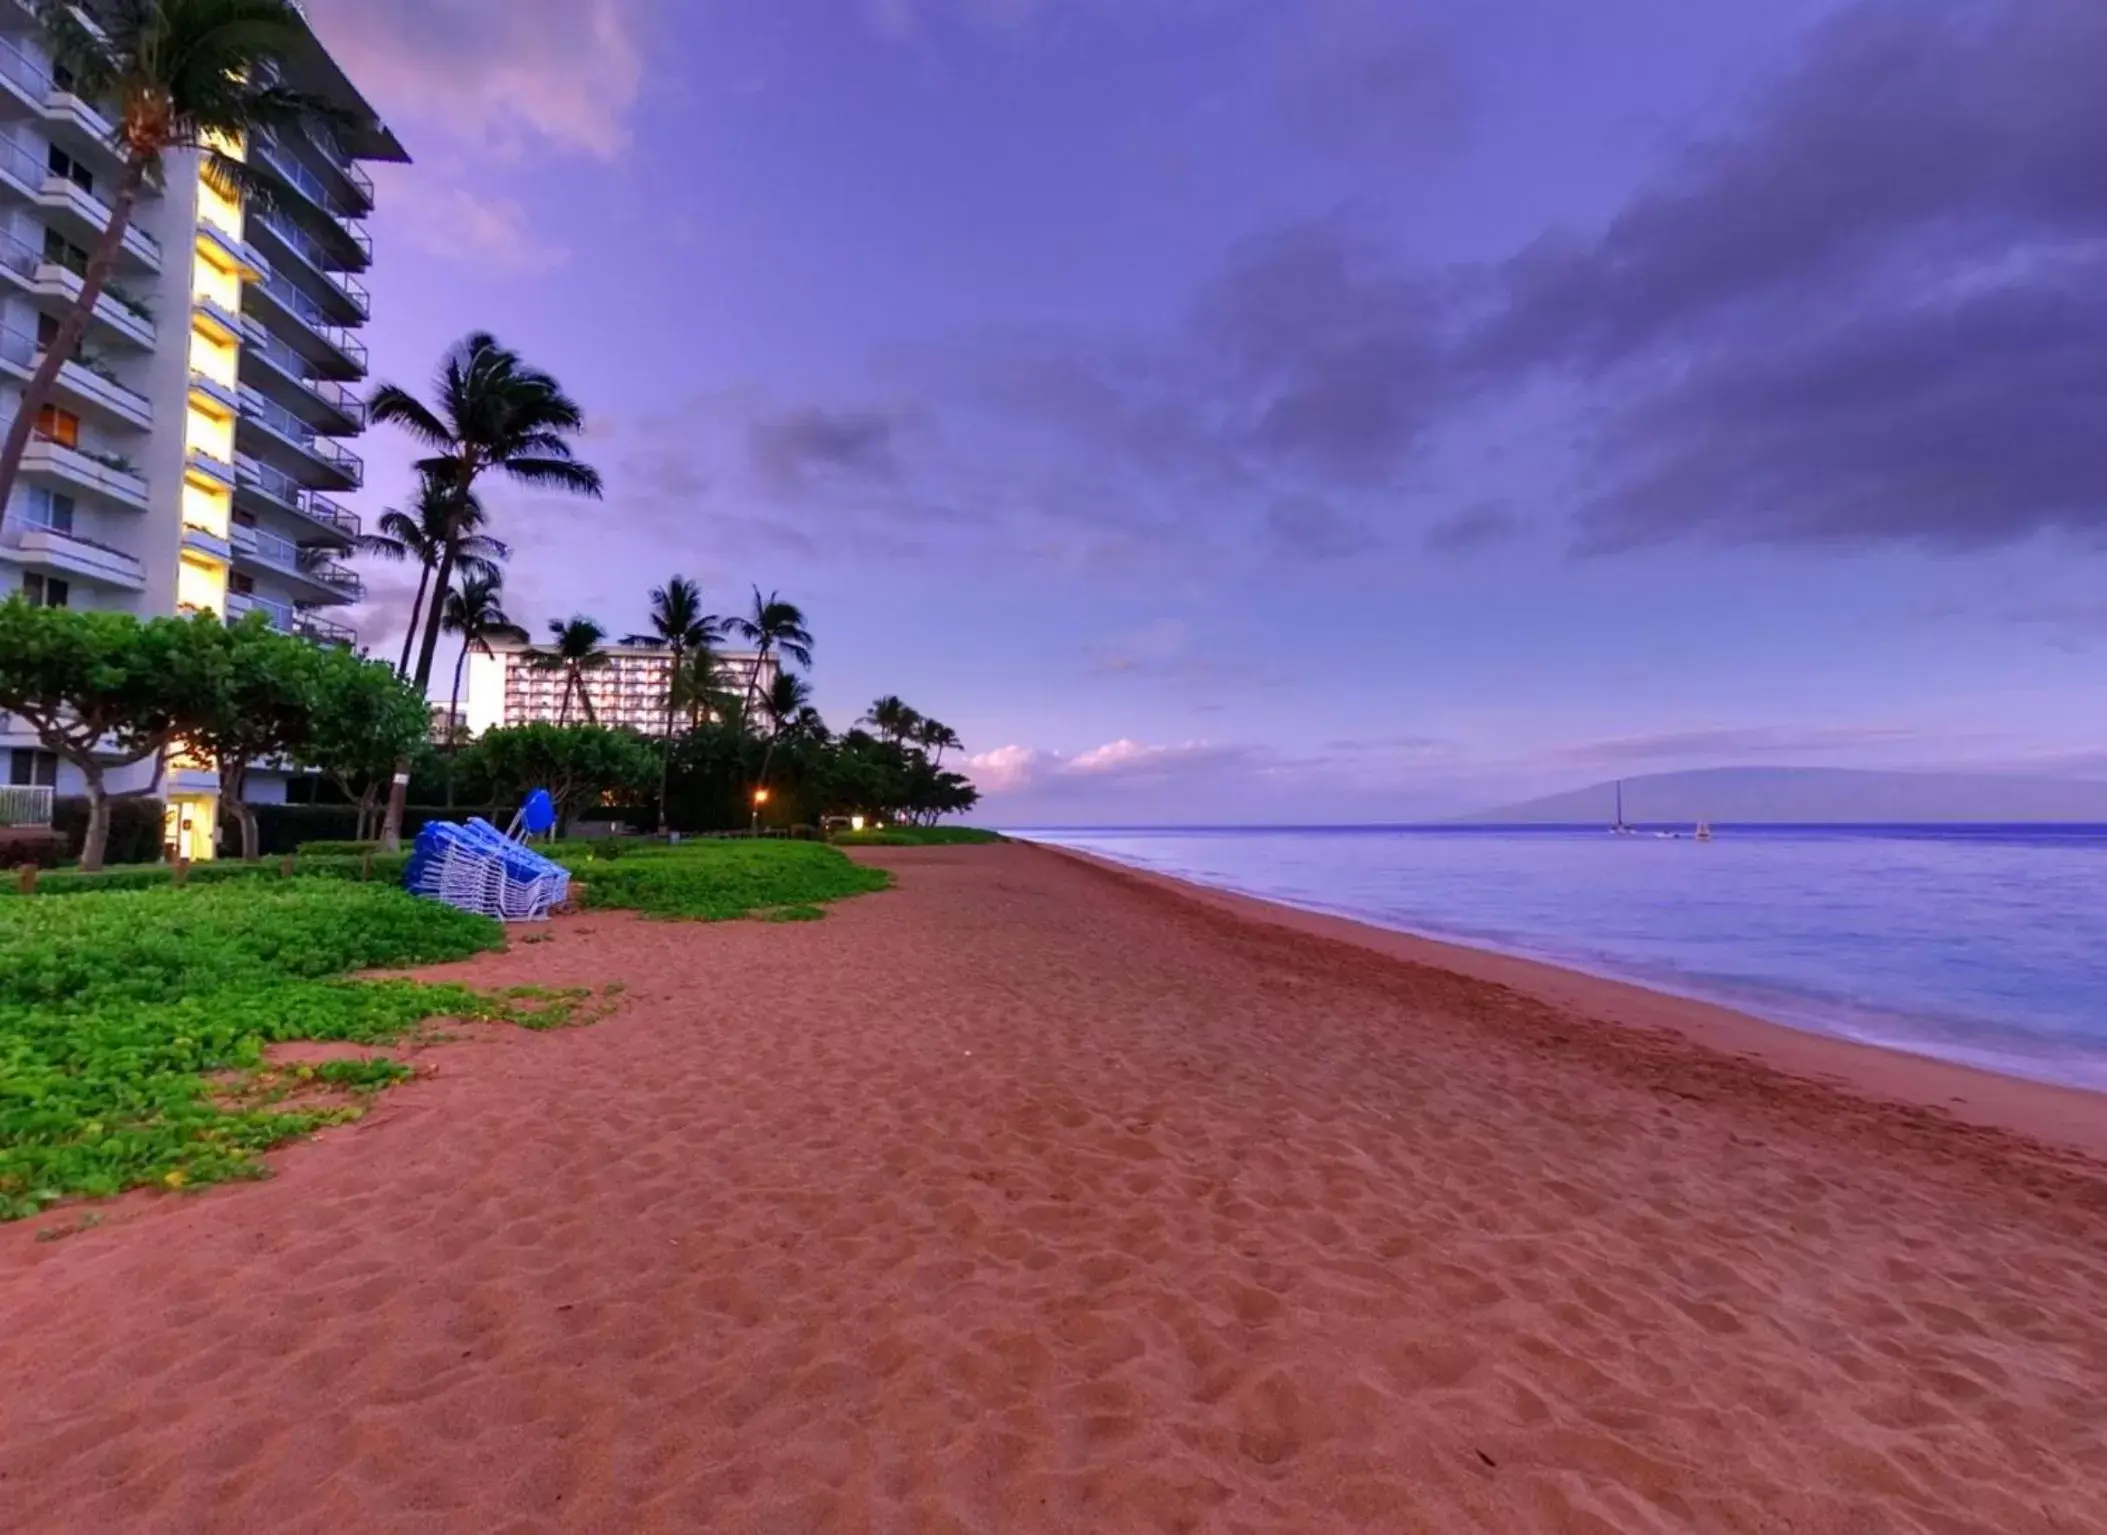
1007, 825, 2107, 1092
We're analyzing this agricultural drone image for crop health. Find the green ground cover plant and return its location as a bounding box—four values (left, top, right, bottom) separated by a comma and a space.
550, 838, 890, 920
0, 881, 517, 1219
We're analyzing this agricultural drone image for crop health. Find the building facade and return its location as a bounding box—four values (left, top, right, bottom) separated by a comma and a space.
0, 5, 402, 858
462, 641, 779, 738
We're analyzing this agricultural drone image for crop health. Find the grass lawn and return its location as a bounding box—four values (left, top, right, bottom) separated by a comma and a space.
549, 838, 892, 920
828, 826, 1005, 847
0, 839, 893, 1219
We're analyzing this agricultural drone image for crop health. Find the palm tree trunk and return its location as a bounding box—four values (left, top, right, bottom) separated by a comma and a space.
579, 671, 598, 725
0, 158, 146, 510
446, 639, 471, 810
397, 561, 432, 677
380, 544, 458, 850
657, 642, 680, 835
741, 643, 771, 725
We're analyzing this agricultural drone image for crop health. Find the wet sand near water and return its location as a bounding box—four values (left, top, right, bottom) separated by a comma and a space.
3, 843, 2105, 1532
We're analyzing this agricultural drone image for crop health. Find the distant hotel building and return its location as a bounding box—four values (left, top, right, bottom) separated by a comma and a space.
0, 5, 402, 859
462, 640, 778, 737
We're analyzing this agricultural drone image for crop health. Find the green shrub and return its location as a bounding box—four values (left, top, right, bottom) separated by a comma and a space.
51, 796, 165, 865
830, 825, 1004, 846
0, 828, 64, 869
554, 839, 889, 920
4, 851, 410, 897
294, 840, 379, 857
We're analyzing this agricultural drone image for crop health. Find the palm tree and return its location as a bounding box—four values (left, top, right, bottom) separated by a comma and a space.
0, 0, 341, 511
370, 332, 602, 845
357, 475, 507, 677
763, 672, 814, 738
625, 575, 721, 833
668, 641, 736, 731
863, 695, 922, 746
916, 717, 962, 768
439, 574, 520, 753
725, 588, 814, 725
532, 616, 609, 724
753, 671, 815, 796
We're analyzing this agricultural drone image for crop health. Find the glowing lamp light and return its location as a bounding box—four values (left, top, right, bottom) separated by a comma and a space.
850, 815, 865, 832
753, 788, 771, 807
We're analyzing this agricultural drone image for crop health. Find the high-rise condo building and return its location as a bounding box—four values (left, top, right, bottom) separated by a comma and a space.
462, 641, 780, 738
0, 3, 402, 858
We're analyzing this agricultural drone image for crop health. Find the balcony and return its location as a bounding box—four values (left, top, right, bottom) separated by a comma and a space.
19, 435, 148, 509
230, 521, 364, 602
250, 132, 372, 268
185, 447, 237, 490
193, 291, 243, 344
233, 453, 359, 547
0, 34, 49, 116
0, 327, 153, 431
301, 122, 375, 213
240, 324, 365, 431
246, 270, 366, 379
37, 173, 160, 271
237, 385, 363, 489
194, 215, 268, 281
188, 367, 241, 415
250, 211, 367, 321
181, 522, 231, 562
0, 522, 147, 590
298, 612, 358, 647
30, 259, 155, 349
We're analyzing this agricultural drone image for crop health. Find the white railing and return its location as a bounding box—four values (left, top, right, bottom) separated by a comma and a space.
0, 784, 54, 828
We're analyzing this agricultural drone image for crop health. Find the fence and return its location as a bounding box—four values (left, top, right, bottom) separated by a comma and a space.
0, 785, 55, 827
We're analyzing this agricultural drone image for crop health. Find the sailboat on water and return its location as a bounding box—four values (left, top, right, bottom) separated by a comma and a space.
1611, 780, 1635, 835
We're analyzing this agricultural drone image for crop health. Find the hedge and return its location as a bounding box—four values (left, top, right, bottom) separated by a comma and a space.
2, 852, 412, 897
52, 797, 167, 865
0, 827, 64, 869
239, 804, 503, 857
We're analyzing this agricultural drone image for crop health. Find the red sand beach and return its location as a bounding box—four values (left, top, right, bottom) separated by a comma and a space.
4, 843, 2106, 1532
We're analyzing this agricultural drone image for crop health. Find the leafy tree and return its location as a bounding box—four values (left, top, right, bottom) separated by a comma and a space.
0, 603, 230, 870
725, 587, 813, 720
0, 0, 340, 511
358, 475, 507, 677
626, 575, 720, 834
304, 648, 433, 840
369, 332, 603, 847
531, 616, 608, 724
467, 723, 655, 835
186, 618, 323, 861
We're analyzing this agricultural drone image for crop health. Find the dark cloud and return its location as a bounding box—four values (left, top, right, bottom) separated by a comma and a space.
1265, 495, 1376, 560
1199, 220, 1450, 484
747, 406, 907, 493
1423, 498, 1520, 554
1466, 0, 2107, 550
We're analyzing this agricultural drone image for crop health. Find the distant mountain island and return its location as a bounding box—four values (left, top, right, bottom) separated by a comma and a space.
1461, 767, 2107, 825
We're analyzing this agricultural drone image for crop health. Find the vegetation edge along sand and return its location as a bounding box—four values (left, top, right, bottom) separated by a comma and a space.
0, 840, 890, 1219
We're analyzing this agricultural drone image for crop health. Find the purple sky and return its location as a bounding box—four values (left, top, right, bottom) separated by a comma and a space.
308, 0, 2107, 823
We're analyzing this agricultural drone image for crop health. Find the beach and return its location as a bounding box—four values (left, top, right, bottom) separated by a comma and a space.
4, 841, 2105, 1530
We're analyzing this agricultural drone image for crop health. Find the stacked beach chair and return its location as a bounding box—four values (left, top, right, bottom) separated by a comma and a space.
404, 817, 572, 923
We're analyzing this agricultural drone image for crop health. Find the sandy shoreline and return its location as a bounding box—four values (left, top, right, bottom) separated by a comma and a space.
3, 842, 2105, 1531
1037, 843, 2107, 1161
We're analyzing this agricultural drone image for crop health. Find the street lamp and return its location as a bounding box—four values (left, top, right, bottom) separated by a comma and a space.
751, 786, 770, 835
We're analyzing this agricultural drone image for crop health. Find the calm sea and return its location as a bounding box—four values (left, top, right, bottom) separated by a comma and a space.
1006, 825, 2107, 1092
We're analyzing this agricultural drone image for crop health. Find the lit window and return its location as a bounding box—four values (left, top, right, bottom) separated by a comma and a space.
33, 406, 80, 449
